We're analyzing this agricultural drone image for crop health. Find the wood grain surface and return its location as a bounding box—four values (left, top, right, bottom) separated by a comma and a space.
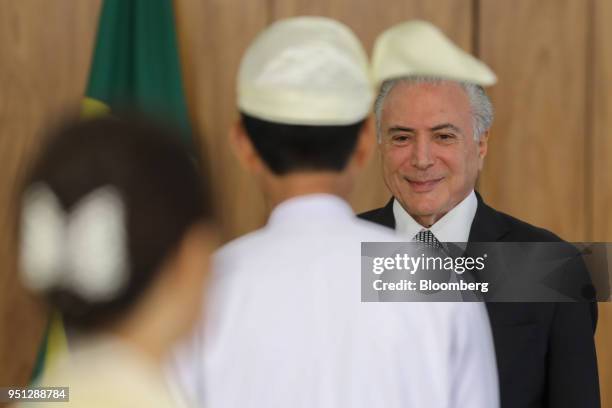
478, 0, 588, 242
0, 0, 102, 390
592, 0, 612, 404
174, 0, 270, 241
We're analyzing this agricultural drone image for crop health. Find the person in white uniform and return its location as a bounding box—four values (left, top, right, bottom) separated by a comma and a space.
171, 16, 499, 408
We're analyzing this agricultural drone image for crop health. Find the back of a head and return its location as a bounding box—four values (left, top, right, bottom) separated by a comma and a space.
237, 17, 374, 175
19, 116, 213, 331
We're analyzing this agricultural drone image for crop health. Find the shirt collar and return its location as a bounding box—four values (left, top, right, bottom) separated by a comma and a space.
393, 190, 477, 242
267, 193, 354, 227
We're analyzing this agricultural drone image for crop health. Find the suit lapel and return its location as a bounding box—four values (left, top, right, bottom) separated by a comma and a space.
465, 192, 511, 300
370, 198, 396, 229
468, 191, 510, 242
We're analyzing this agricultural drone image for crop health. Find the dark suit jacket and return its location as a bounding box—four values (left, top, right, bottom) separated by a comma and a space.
359, 193, 600, 408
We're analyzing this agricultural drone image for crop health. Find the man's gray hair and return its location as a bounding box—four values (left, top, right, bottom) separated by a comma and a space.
374, 76, 494, 142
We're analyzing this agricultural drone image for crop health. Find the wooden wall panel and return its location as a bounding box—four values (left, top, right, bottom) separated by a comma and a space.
593, 1, 612, 241
174, 0, 270, 241
598, 306, 612, 408
592, 0, 612, 405
478, 0, 588, 241
273, 0, 473, 215
0, 0, 102, 388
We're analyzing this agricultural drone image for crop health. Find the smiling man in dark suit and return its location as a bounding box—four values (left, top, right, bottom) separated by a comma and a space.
360, 21, 600, 408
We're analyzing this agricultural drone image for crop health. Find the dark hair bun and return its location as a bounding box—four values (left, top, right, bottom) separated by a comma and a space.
20, 116, 212, 331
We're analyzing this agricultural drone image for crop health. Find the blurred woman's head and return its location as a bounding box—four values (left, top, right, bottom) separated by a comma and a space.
18, 116, 216, 351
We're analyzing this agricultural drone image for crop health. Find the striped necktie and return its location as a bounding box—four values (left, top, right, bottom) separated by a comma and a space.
413, 229, 442, 249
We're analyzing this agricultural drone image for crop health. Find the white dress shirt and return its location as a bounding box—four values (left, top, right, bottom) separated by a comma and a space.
394, 190, 478, 242
171, 194, 498, 408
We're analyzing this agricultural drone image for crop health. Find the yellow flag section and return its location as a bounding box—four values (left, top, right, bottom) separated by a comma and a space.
29, 312, 68, 384
82, 97, 111, 118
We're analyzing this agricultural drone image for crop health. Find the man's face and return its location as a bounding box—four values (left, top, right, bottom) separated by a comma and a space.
379, 81, 488, 226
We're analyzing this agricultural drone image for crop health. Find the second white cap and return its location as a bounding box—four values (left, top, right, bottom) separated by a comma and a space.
372, 20, 497, 87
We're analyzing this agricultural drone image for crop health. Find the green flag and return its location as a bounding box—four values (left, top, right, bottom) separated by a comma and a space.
31, 0, 192, 384
83, 0, 192, 141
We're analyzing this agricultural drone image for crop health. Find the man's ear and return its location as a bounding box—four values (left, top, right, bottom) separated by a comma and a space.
229, 121, 264, 173
350, 115, 376, 170
477, 130, 489, 171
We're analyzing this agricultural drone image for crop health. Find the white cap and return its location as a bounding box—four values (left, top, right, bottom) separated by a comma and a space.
238, 16, 373, 126
372, 20, 497, 87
